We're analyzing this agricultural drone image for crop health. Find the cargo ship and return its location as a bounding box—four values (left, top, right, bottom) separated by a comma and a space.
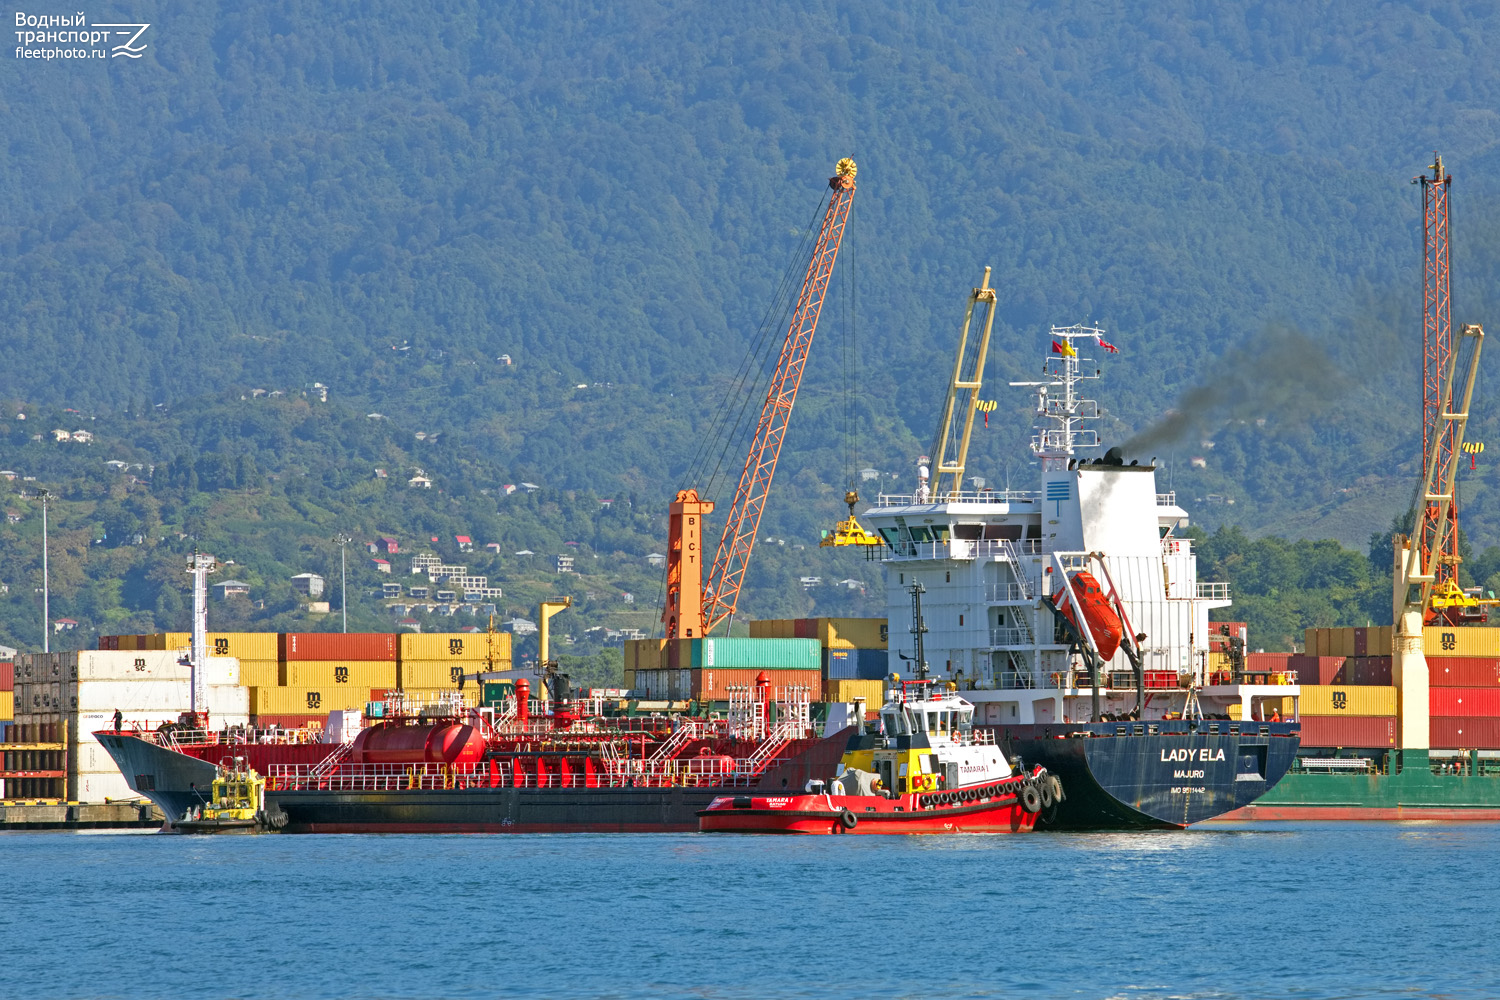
853, 300, 1299, 829
1217, 625, 1500, 821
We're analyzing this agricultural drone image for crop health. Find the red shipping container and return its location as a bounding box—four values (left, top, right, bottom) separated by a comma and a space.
1429, 716, 1500, 749
1347, 656, 1392, 686
280, 633, 397, 661
1246, 652, 1294, 672
1428, 657, 1500, 687
691, 668, 823, 702
1296, 715, 1397, 748
793, 618, 818, 640
1428, 688, 1500, 717
0, 661, 12, 691
97, 635, 119, 650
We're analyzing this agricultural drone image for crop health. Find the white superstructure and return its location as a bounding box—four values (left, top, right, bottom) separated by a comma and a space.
863, 324, 1296, 727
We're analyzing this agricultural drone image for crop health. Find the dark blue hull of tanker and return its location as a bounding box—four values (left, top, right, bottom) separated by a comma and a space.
94, 731, 848, 833
987, 721, 1301, 829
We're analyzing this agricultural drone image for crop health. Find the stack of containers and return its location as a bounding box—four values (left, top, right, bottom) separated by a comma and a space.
0, 656, 12, 730
265, 633, 397, 728
751, 617, 889, 704
397, 632, 511, 705
687, 637, 822, 701
1423, 625, 1500, 749
209, 633, 281, 688
623, 638, 667, 693
13, 650, 249, 803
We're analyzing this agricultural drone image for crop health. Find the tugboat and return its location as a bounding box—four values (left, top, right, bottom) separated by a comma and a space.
698, 678, 1060, 834
175, 756, 288, 833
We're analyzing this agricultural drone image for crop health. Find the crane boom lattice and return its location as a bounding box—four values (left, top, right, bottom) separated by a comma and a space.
699, 160, 857, 634
1419, 153, 1458, 586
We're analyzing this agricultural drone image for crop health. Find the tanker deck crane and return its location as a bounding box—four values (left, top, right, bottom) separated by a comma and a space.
662, 158, 858, 638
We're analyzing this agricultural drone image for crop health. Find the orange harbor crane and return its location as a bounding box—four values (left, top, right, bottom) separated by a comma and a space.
662, 158, 858, 639
1417, 153, 1458, 598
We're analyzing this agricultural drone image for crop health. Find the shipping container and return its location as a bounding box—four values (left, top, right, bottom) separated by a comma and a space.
238, 659, 280, 688
1245, 652, 1294, 674
280, 633, 397, 661
71, 679, 246, 714
748, 619, 795, 639
1297, 715, 1398, 748
1423, 626, 1500, 659
690, 668, 823, 702
250, 686, 376, 716
1207, 650, 1232, 673
75, 769, 144, 804
817, 618, 889, 650
793, 618, 819, 640
824, 648, 890, 680
1346, 656, 1393, 686
827, 679, 886, 705
1298, 685, 1397, 716
399, 632, 512, 662
671, 638, 821, 671
279, 661, 397, 688
0, 691, 12, 720
0, 661, 12, 691
1429, 716, 1500, 749
631, 669, 690, 701
1288, 655, 1346, 686
208, 632, 280, 661
399, 660, 506, 689
624, 638, 666, 673
1428, 657, 1500, 687
1428, 688, 1500, 717
97, 635, 118, 650
149, 632, 192, 651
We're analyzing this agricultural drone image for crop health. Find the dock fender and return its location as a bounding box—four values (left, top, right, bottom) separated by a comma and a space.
1020, 783, 1042, 814
1039, 777, 1055, 810
839, 808, 858, 830
1045, 773, 1065, 803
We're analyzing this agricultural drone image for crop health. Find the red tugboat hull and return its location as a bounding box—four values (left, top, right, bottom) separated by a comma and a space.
697, 770, 1049, 835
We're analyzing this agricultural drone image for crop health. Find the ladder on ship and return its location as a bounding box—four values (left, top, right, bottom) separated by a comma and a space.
733, 721, 797, 779
997, 538, 1039, 647
646, 721, 702, 766
308, 741, 353, 779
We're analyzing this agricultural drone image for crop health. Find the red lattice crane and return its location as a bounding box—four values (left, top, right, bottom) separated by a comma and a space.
661, 158, 857, 639
1417, 153, 1458, 590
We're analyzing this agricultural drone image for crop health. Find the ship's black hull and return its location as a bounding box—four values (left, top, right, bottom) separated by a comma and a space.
987, 721, 1301, 829
94, 730, 849, 833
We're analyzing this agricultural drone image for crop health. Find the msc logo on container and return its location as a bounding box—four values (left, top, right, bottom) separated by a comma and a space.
1332, 690, 1348, 710
334, 666, 349, 684
449, 639, 465, 656
1442, 631, 1457, 651
133, 658, 146, 672
214, 638, 230, 655
307, 691, 322, 710
450, 666, 463, 684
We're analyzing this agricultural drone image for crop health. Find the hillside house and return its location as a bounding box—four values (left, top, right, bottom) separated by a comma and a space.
456, 535, 473, 552
409, 586, 430, 599
377, 537, 399, 554
408, 472, 433, 488
291, 573, 325, 597
646, 553, 666, 568
485, 542, 501, 554
51, 429, 70, 442
371, 558, 391, 574
382, 583, 403, 599
53, 618, 78, 632
397, 617, 421, 632
556, 555, 574, 573
214, 580, 250, 599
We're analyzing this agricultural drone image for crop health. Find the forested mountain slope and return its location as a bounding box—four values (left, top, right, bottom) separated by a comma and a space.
6, 2, 1500, 651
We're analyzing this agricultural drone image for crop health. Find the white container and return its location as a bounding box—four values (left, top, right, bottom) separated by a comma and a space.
76, 678, 248, 714
76, 769, 145, 804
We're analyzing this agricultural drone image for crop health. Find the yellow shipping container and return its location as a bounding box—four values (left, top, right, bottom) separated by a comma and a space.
1299, 685, 1398, 717
238, 659, 281, 688
399, 660, 507, 688
116, 635, 138, 651
625, 638, 666, 673
827, 679, 886, 705
749, 619, 795, 639
250, 686, 371, 715
1423, 626, 1500, 658
1208, 650, 1232, 672
819, 618, 888, 650
279, 661, 397, 688
623, 668, 636, 690
156, 632, 191, 651
1227, 703, 1243, 720
399, 632, 512, 662
0, 690, 13, 720
208, 632, 280, 661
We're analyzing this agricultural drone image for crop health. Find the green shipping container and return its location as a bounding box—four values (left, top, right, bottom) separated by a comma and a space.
692, 638, 821, 670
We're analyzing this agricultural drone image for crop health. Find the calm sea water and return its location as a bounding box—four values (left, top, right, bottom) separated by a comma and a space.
2, 822, 1496, 1000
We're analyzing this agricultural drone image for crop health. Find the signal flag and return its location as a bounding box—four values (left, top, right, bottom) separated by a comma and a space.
1096, 337, 1119, 354
1051, 340, 1077, 358
977, 399, 997, 428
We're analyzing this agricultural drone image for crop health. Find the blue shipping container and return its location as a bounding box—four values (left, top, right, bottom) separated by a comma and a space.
825, 648, 890, 680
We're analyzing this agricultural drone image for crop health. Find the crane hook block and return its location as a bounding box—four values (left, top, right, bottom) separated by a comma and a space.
835, 158, 857, 179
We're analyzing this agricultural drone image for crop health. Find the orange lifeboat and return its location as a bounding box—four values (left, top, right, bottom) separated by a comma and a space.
1051, 571, 1124, 660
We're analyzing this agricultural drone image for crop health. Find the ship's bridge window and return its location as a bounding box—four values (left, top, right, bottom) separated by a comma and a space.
983, 524, 1023, 540
954, 524, 983, 540
909, 526, 932, 543
879, 528, 901, 546
930, 525, 950, 542
927, 711, 940, 733
882, 711, 906, 736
